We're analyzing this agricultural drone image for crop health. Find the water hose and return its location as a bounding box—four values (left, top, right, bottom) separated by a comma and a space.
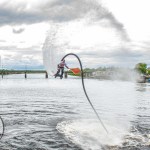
61, 53, 108, 134
0, 116, 4, 140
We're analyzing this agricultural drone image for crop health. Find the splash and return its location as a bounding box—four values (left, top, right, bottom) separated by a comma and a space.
57, 119, 129, 150
41, 0, 129, 41
42, 24, 65, 75
109, 68, 140, 81
42, 0, 130, 72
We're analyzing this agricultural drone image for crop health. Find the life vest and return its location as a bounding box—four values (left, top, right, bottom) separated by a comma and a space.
58, 62, 66, 68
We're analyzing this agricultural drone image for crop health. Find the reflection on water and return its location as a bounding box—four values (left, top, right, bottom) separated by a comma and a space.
0, 74, 150, 150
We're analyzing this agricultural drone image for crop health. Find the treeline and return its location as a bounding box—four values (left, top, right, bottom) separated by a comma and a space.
83, 66, 130, 72
135, 63, 150, 75
67, 67, 130, 76
84, 63, 150, 75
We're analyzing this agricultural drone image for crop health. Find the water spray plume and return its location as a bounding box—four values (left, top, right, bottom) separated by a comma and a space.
42, 24, 65, 75
61, 53, 108, 134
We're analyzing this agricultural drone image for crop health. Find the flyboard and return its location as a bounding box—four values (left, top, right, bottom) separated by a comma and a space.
54, 68, 81, 78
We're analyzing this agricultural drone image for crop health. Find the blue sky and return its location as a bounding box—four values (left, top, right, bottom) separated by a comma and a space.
0, 0, 150, 70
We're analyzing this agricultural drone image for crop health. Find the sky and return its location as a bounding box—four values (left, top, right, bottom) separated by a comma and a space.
0, 0, 150, 69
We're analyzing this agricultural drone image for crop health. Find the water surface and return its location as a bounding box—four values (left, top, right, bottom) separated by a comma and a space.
0, 74, 150, 149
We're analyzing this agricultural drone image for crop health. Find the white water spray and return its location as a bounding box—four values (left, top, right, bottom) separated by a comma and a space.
42, 0, 132, 148
42, 0, 130, 73
42, 24, 65, 75
57, 119, 129, 150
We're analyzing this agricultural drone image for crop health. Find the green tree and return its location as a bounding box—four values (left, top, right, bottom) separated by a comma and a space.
84, 68, 95, 72
135, 63, 147, 74
146, 69, 150, 75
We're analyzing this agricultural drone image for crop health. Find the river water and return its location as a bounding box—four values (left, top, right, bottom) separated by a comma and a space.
0, 74, 150, 150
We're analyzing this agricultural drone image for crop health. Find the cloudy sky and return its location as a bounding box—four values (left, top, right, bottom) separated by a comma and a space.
0, 0, 150, 69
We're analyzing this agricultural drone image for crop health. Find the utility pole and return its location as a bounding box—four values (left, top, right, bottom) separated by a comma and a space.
0, 56, 3, 78
25, 64, 27, 79
0, 56, 1, 71
0, 56, 1, 77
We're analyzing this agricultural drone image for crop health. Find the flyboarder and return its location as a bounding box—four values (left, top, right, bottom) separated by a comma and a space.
54, 59, 69, 79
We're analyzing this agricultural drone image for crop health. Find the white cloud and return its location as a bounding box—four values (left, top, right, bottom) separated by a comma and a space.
12, 28, 25, 34
0, 23, 49, 48
0, 23, 49, 68
101, 0, 150, 41
0, 0, 150, 69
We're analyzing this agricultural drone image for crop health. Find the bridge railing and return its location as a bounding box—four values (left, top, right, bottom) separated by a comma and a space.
0, 69, 93, 79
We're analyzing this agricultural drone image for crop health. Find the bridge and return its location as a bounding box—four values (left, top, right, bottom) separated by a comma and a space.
0, 70, 48, 79
0, 69, 93, 79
